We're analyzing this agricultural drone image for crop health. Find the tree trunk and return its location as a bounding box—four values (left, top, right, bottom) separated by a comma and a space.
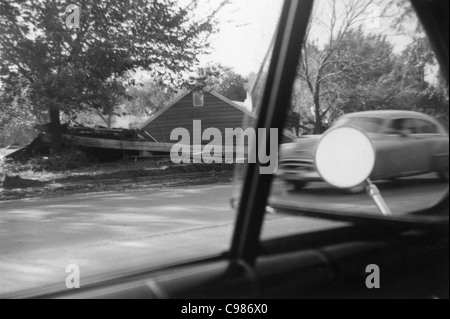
313, 86, 322, 134
97, 111, 113, 129
107, 114, 112, 129
49, 104, 62, 152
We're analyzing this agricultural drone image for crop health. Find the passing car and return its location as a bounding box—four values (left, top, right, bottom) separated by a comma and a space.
278, 111, 449, 190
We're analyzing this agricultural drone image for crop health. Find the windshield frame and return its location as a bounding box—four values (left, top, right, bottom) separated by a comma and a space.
2, 0, 449, 300
229, 0, 315, 266
269, 190, 449, 230
232, 0, 449, 266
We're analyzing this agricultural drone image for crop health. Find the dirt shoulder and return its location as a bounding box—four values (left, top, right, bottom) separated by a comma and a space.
0, 161, 240, 202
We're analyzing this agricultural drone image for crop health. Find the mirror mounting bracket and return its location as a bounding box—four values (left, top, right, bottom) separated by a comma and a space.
366, 179, 393, 217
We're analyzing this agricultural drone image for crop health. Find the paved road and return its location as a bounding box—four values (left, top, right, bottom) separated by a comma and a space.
0, 177, 447, 296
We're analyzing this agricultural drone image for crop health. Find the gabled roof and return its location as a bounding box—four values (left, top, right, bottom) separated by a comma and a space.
209, 91, 256, 119
138, 90, 256, 130
138, 91, 190, 130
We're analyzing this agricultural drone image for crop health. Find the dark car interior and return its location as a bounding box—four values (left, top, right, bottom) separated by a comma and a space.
23, 0, 449, 299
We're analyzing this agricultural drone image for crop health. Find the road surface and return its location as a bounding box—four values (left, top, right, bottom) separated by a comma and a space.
0, 177, 447, 297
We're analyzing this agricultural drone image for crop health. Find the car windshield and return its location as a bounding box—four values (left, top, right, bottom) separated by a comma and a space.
333, 117, 385, 133
264, 0, 449, 241
0, 0, 448, 298
0, 0, 284, 296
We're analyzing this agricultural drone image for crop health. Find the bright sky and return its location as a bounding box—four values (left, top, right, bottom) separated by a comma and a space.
195, 0, 284, 76
195, 0, 438, 83
194, 0, 413, 75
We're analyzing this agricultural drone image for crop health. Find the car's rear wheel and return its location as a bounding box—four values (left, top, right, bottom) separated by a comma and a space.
438, 168, 449, 182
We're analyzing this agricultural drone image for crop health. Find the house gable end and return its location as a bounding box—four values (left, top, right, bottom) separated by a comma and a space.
141, 91, 256, 144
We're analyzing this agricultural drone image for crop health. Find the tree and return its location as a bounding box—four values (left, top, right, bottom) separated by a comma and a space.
327, 30, 397, 114
390, 0, 448, 129
122, 78, 175, 120
216, 71, 247, 101
391, 40, 449, 128
78, 76, 129, 129
0, 73, 43, 147
184, 63, 247, 101
297, 0, 390, 133
295, 30, 398, 133
0, 0, 227, 150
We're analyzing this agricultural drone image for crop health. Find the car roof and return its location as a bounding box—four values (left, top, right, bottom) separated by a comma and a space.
341, 110, 438, 122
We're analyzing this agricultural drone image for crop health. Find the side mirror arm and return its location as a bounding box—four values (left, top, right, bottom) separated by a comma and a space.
365, 179, 393, 217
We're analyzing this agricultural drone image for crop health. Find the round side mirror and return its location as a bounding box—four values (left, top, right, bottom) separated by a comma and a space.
315, 126, 376, 189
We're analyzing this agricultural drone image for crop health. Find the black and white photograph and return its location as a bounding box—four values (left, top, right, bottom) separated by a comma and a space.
0, 0, 448, 301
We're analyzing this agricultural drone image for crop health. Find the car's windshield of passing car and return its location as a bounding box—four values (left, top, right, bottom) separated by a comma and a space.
333, 117, 386, 134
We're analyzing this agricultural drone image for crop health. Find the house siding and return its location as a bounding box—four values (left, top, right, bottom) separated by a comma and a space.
141, 92, 255, 145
